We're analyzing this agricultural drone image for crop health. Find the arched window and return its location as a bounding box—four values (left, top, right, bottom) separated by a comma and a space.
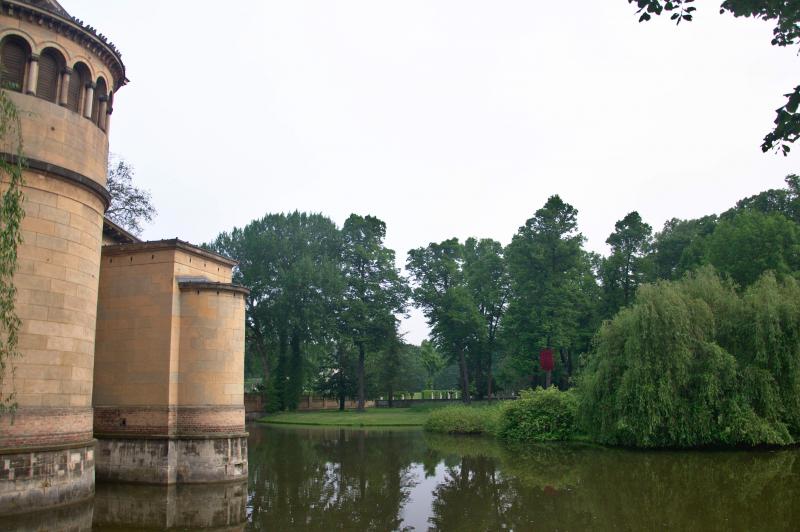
0, 36, 30, 92
36, 48, 64, 103
67, 62, 90, 113
92, 76, 107, 126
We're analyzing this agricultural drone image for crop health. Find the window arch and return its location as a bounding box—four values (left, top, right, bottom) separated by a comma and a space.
0, 36, 31, 93
67, 62, 90, 113
92, 76, 107, 127
36, 48, 65, 103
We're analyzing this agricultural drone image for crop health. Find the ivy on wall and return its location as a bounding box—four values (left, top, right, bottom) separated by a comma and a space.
0, 90, 25, 417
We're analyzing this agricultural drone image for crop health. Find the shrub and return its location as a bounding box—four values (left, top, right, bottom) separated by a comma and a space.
496, 387, 579, 442
424, 404, 502, 435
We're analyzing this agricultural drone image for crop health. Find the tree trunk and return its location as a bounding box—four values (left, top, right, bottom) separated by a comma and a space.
337, 346, 346, 411
288, 332, 302, 410
458, 349, 471, 404
387, 382, 394, 408
486, 351, 493, 401
357, 341, 366, 411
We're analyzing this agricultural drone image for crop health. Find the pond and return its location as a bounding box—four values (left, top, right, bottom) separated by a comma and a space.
3, 423, 800, 530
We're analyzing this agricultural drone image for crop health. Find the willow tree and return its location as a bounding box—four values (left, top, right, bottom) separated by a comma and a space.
580, 267, 800, 447
0, 90, 25, 417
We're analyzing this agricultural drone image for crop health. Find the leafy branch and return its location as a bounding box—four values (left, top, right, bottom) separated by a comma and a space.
629, 0, 800, 154
0, 89, 25, 418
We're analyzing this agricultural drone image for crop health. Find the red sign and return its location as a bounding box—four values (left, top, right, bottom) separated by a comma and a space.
539, 348, 554, 372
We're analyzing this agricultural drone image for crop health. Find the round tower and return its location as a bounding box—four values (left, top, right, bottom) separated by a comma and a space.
0, 0, 125, 514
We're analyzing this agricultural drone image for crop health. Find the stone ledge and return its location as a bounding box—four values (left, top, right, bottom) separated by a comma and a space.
0, 152, 111, 209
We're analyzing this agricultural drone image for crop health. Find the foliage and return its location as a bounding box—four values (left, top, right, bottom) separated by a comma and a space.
105, 156, 156, 235
727, 174, 800, 224
260, 407, 431, 426
707, 209, 800, 287
502, 195, 600, 389
418, 340, 446, 389
496, 387, 579, 442
209, 212, 343, 411
462, 237, 509, 397
600, 211, 652, 315
626, 0, 800, 154
579, 267, 800, 447
424, 403, 503, 435
407, 238, 487, 402
339, 214, 409, 409
0, 90, 24, 417
651, 215, 717, 280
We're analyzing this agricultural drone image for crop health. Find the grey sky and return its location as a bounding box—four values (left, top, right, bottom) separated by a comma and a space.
63, 1, 797, 344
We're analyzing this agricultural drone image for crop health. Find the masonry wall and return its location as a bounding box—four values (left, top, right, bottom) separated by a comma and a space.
0, 52, 113, 518
92, 242, 247, 484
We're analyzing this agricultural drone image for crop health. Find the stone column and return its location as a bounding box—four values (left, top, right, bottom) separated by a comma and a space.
59, 67, 72, 107
25, 54, 39, 95
97, 96, 108, 130
83, 82, 95, 119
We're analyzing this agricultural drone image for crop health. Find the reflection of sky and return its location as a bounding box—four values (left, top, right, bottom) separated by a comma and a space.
401, 462, 447, 532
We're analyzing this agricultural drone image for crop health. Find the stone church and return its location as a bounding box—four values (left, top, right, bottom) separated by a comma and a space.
0, 0, 248, 515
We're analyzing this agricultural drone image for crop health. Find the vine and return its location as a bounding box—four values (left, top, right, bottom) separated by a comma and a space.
0, 89, 25, 418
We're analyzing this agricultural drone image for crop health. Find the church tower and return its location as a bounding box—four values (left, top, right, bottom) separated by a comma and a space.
0, 0, 126, 513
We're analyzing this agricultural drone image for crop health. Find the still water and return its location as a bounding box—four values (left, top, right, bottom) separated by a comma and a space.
3, 423, 800, 531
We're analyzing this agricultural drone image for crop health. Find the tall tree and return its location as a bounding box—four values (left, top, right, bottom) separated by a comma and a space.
105, 156, 156, 235
462, 237, 509, 398
600, 211, 653, 316
340, 214, 408, 411
707, 209, 800, 287
503, 195, 596, 389
626, 0, 800, 154
726, 174, 800, 224
651, 215, 717, 280
209, 212, 343, 411
407, 239, 486, 403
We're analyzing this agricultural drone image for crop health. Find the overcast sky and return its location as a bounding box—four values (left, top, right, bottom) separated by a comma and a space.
63, 1, 797, 344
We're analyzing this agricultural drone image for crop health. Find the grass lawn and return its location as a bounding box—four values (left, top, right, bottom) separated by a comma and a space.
259, 407, 432, 427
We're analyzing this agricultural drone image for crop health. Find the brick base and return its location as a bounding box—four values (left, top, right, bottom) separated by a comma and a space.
95, 435, 247, 484
0, 440, 95, 515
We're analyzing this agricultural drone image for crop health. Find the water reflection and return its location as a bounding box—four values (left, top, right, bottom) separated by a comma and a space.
0, 480, 247, 532
247, 425, 800, 531
1, 427, 798, 531
94, 481, 247, 531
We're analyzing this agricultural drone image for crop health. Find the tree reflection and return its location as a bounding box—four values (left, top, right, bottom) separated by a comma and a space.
247, 427, 425, 531
247, 426, 800, 531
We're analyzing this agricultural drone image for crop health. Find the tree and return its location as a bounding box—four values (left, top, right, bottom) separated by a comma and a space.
726, 174, 800, 223
339, 214, 409, 410
626, 0, 800, 155
580, 267, 800, 447
105, 156, 156, 235
651, 215, 717, 280
462, 237, 509, 398
707, 209, 800, 287
209, 212, 343, 411
407, 239, 486, 403
418, 340, 446, 389
600, 211, 653, 315
503, 196, 598, 389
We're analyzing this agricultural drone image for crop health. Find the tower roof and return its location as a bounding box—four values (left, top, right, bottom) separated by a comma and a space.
18, 0, 70, 18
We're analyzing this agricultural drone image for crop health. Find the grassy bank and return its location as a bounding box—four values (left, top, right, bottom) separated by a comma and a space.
259, 407, 432, 427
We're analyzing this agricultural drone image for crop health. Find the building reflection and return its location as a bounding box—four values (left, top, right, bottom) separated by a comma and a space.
0, 480, 247, 531
94, 480, 248, 531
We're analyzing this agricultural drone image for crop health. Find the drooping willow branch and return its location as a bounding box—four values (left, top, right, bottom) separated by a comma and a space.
0, 90, 25, 417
